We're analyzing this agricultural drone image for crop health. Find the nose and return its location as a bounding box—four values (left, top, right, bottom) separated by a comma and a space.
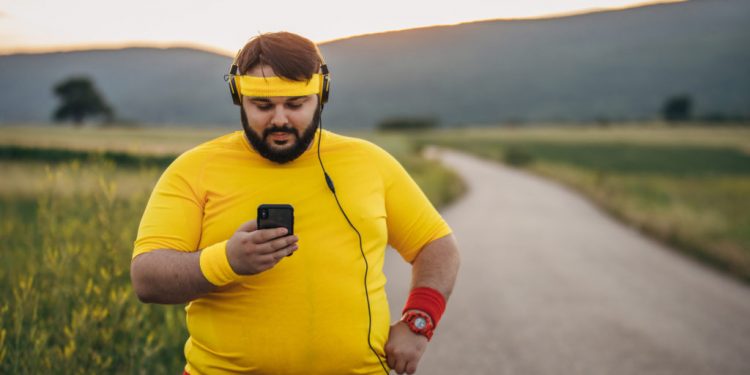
269, 104, 290, 127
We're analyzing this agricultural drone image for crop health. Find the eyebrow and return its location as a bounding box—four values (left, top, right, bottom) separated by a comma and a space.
249, 96, 308, 103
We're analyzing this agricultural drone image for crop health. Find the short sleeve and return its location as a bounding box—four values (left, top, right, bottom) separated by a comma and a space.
132, 152, 206, 259
375, 147, 452, 263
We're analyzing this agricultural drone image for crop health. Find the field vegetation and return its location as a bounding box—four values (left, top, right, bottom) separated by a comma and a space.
0, 125, 464, 373
6, 122, 747, 373
416, 123, 750, 284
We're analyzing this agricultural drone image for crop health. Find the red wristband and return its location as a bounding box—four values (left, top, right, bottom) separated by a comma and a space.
402, 287, 447, 328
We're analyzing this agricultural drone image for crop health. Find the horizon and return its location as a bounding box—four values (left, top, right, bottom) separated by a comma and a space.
0, 0, 685, 57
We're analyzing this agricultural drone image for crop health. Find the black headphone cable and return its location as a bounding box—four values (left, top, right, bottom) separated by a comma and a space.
315, 113, 390, 375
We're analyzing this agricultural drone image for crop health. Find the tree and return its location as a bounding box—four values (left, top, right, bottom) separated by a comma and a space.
52, 76, 115, 125
662, 94, 693, 122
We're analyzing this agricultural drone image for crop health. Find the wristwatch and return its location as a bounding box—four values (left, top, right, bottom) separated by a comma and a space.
400, 310, 434, 340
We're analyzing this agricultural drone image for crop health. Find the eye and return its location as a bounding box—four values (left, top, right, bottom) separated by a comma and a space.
256, 105, 273, 111
287, 103, 302, 109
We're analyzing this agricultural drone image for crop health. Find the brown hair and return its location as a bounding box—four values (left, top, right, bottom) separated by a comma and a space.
237, 32, 323, 81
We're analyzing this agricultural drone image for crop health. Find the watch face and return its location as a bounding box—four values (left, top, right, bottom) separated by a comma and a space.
414, 317, 427, 329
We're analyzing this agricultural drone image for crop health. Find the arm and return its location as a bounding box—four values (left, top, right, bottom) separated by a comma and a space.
131, 220, 298, 304
386, 234, 460, 375
409, 233, 460, 299
131, 249, 216, 304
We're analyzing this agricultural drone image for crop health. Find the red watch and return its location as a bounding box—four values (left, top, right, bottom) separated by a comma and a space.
400, 310, 435, 340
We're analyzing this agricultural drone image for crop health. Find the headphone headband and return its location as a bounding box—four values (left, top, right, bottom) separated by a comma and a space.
226, 49, 330, 109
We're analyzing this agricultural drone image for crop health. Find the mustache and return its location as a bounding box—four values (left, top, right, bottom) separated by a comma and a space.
263, 126, 299, 139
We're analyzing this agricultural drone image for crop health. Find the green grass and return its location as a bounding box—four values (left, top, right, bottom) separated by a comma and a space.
416, 125, 750, 284
0, 145, 175, 168
352, 131, 466, 209
0, 127, 465, 209
0, 162, 185, 374
441, 140, 750, 176
0, 126, 465, 373
0, 125, 227, 155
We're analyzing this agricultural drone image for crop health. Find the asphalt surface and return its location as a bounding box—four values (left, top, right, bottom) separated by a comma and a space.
383, 149, 750, 375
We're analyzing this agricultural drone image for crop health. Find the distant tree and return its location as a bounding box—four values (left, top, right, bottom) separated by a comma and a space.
594, 116, 611, 127
52, 76, 115, 126
377, 116, 438, 132
662, 94, 693, 122
503, 146, 534, 167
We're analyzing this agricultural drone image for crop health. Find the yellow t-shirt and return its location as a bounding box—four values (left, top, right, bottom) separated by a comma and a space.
133, 130, 452, 374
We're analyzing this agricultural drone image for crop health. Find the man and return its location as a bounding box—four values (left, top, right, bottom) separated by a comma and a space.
130, 32, 460, 375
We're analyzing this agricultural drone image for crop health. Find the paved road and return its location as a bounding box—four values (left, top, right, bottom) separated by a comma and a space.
384, 149, 750, 375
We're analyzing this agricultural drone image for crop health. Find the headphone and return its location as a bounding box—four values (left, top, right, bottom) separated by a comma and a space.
225, 49, 331, 110
224, 49, 389, 374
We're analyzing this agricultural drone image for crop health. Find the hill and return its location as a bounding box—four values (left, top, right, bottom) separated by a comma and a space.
0, 0, 747, 129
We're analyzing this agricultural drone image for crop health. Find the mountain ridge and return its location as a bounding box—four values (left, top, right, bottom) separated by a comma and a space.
1, 0, 747, 129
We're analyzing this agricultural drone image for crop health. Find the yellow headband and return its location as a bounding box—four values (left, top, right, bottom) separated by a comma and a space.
237, 74, 322, 97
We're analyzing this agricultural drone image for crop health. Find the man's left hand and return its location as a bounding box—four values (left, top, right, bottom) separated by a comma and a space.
385, 321, 429, 374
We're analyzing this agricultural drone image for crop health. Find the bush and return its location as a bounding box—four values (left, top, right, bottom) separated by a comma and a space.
503, 146, 534, 167
377, 116, 438, 132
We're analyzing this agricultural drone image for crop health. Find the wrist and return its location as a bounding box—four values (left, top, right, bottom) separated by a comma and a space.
401, 287, 446, 341
400, 310, 435, 341
402, 287, 447, 328
199, 240, 241, 286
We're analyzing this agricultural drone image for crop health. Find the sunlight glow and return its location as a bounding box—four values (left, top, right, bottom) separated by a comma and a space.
0, 0, 686, 56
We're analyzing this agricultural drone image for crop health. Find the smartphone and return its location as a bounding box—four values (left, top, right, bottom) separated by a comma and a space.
257, 204, 294, 235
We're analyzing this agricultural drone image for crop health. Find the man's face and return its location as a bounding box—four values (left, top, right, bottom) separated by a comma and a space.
240, 64, 320, 164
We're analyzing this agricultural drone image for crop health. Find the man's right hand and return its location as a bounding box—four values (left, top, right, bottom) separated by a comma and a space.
225, 219, 299, 275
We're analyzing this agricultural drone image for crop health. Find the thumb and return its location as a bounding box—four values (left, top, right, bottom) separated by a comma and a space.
236, 219, 257, 233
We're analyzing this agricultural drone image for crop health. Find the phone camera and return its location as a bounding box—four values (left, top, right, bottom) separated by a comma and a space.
261, 209, 268, 219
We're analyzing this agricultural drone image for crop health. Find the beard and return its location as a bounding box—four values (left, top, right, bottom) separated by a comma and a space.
241, 106, 320, 164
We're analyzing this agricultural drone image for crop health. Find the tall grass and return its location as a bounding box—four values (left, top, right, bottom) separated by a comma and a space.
0, 130, 465, 373
1, 161, 186, 374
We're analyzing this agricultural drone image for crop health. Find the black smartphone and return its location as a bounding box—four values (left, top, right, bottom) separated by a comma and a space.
257, 204, 294, 235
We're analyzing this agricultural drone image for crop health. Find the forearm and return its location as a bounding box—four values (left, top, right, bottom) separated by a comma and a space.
130, 249, 217, 304
410, 234, 460, 300
385, 233, 459, 364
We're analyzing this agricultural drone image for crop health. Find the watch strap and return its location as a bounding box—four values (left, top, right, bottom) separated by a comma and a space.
401, 310, 435, 341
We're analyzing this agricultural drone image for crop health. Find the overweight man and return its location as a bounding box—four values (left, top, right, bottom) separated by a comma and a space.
130, 31, 460, 375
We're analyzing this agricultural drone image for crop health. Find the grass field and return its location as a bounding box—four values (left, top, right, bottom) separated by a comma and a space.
415, 124, 750, 284
0, 125, 226, 155
4, 123, 749, 372
0, 125, 465, 373
1, 162, 187, 373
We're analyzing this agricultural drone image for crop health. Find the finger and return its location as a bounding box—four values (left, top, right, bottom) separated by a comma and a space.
255, 235, 298, 254
236, 219, 257, 233
234, 231, 255, 245
386, 348, 396, 370
406, 360, 418, 374
255, 253, 279, 268
269, 235, 298, 252
394, 358, 406, 375
271, 243, 298, 261
252, 227, 288, 243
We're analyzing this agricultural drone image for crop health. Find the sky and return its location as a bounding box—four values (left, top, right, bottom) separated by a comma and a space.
0, 0, 685, 56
